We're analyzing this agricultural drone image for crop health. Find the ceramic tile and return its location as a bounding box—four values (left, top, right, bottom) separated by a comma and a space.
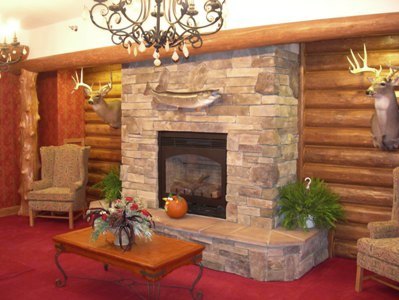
228, 226, 271, 245
200, 220, 246, 238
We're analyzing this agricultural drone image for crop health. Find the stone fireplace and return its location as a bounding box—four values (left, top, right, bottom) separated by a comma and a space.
121, 45, 299, 229
120, 45, 328, 281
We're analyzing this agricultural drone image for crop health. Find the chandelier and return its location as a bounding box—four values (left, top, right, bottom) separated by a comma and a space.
88, 0, 226, 66
0, 33, 29, 73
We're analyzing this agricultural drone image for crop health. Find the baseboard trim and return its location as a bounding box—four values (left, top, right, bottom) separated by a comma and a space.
0, 205, 20, 217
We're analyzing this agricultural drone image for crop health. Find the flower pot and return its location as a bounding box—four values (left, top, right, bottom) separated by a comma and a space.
305, 215, 315, 229
165, 195, 188, 218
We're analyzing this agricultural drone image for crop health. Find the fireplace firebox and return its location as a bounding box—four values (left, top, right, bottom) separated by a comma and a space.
158, 131, 227, 218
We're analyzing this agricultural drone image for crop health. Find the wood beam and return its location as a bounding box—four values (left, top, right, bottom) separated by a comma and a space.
17, 12, 399, 73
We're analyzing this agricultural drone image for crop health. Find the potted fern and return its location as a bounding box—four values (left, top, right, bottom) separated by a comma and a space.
92, 169, 122, 206
277, 177, 344, 230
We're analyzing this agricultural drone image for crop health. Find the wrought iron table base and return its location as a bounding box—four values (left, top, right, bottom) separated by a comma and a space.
55, 247, 203, 300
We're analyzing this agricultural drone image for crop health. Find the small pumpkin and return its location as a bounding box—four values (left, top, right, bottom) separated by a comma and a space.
163, 194, 188, 218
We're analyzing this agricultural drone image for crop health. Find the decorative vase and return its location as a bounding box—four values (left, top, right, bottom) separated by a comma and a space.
110, 227, 132, 247
165, 195, 188, 218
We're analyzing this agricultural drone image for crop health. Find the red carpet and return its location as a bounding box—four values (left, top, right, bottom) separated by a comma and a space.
0, 215, 397, 300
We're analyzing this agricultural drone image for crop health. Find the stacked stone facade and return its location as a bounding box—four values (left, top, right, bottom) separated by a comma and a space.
121, 45, 299, 229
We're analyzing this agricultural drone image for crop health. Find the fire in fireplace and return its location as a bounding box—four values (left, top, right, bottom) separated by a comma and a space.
158, 131, 227, 218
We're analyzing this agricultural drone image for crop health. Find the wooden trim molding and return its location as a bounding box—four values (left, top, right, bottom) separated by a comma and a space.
0, 206, 20, 217
16, 12, 399, 73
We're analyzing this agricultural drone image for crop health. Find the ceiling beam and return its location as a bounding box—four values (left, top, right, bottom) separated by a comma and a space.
17, 12, 399, 73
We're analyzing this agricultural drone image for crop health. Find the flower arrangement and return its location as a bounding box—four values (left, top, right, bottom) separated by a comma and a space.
86, 197, 154, 251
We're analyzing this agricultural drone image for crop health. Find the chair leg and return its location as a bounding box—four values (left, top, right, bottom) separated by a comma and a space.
355, 265, 364, 292
29, 207, 34, 227
69, 208, 74, 230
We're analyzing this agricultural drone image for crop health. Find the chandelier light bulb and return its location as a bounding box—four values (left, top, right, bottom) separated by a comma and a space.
154, 58, 162, 67
138, 40, 146, 53
133, 46, 138, 57
182, 43, 189, 58
153, 50, 160, 59
172, 49, 179, 62
165, 40, 170, 52
22, 47, 27, 55
127, 42, 131, 54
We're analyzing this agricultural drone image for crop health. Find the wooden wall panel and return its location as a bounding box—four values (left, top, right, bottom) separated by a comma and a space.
302, 35, 399, 258
83, 65, 122, 203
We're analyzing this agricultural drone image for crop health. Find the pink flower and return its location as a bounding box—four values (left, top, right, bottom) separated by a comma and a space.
101, 214, 107, 221
125, 197, 133, 202
130, 203, 139, 210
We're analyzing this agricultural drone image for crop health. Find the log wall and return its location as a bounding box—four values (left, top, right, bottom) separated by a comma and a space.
83, 65, 122, 203
301, 35, 399, 258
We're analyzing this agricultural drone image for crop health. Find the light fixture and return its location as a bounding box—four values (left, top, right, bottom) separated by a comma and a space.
0, 20, 29, 75
88, 0, 225, 66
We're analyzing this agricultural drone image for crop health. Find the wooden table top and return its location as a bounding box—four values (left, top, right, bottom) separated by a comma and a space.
53, 227, 205, 281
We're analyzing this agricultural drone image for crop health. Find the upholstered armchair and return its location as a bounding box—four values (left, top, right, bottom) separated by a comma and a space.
355, 167, 399, 292
27, 144, 90, 229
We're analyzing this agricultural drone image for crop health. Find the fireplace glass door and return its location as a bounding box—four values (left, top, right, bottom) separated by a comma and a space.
158, 132, 227, 219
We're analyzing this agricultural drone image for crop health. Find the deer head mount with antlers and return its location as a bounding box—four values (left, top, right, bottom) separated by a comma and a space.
72, 68, 121, 129
347, 44, 399, 151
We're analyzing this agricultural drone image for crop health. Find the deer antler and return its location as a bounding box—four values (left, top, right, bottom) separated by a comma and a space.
386, 65, 399, 81
72, 68, 92, 96
347, 44, 382, 76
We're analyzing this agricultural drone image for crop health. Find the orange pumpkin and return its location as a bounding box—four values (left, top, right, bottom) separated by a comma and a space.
165, 195, 188, 218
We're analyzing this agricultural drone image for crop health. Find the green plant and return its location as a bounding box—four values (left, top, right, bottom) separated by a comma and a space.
92, 169, 122, 205
277, 178, 344, 230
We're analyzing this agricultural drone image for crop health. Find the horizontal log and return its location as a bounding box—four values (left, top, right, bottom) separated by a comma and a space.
304, 146, 399, 168
88, 173, 105, 185
303, 163, 393, 187
306, 35, 399, 54
333, 240, 357, 259
328, 183, 393, 207
85, 111, 103, 123
18, 13, 399, 73
81, 70, 122, 84
88, 161, 120, 174
334, 222, 369, 241
304, 90, 373, 109
305, 70, 370, 90
306, 51, 399, 72
303, 127, 373, 147
341, 203, 391, 224
304, 108, 373, 128
85, 124, 121, 136
85, 136, 121, 150
89, 149, 121, 162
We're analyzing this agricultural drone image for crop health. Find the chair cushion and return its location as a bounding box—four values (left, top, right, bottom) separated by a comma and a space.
53, 146, 80, 187
358, 237, 399, 266
27, 187, 74, 201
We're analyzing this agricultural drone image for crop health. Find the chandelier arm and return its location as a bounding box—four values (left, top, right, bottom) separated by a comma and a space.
118, 0, 151, 27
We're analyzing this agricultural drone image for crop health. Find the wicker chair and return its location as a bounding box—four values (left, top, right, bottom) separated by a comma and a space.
355, 167, 399, 292
27, 144, 90, 229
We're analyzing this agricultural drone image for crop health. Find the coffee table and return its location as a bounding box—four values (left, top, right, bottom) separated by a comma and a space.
53, 227, 205, 299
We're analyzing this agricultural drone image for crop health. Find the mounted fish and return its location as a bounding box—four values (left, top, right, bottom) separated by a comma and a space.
144, 64, 221, 110
72, 68, 121, 128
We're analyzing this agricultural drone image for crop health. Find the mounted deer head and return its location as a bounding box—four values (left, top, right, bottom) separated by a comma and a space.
72, 68, 121, 128
347, 44, 399, 150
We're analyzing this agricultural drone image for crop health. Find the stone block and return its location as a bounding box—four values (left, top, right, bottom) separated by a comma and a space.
238, 186, 263, 198
227, 151, 243, 166
239, 133, 260, 145
252, 56, 276, 68
208, 105, 250, 116
249, 251, 268, 281
247, 198, 274, 208
238, 206, 260, 217
226, 203, 238, 221
250, 217, 272, 229
250, 164, 279, 187
237, 214, 251, 226
284, 255, 298, 281
227, 166, 250, 178
255, 72, 279, 95
227, 68, 262, 77
259, 130, 280, 145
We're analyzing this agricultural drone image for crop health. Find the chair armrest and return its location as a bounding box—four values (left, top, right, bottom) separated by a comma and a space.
68, 181, 84, 192
31, 179, 52, 191
368, 221, 399, 239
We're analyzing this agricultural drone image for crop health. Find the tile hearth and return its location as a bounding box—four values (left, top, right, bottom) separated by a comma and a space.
149, 209, 328, 282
